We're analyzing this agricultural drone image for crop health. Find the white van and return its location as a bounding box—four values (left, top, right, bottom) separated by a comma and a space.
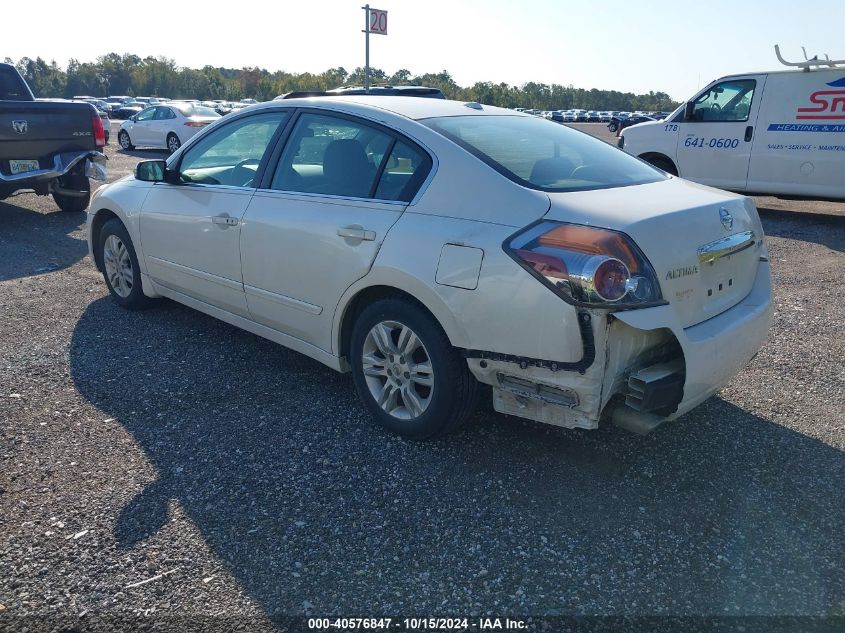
619, 49, 845, 199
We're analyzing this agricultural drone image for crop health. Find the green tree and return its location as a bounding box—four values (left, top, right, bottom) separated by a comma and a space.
6, 54, 680, 111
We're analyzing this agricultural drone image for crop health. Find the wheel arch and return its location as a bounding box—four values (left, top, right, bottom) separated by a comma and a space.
333, 277, 470, 363
90, 208, 121, 271
638, 152, 679, 176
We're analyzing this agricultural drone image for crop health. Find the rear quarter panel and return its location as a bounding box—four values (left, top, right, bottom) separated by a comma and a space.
335, 211, 585, 363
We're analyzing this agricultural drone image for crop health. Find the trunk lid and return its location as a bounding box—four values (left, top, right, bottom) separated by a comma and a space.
544, 177, 765, 328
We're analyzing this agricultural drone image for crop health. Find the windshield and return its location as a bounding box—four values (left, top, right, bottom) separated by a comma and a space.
424, 115, 664, 192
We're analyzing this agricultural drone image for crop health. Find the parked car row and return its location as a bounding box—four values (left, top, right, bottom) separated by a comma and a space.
515, 108, 672, 124
608, 113, 657, 135
59, 95, 261, 119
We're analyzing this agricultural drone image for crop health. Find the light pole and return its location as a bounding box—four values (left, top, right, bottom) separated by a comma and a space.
363, 4, 370, 93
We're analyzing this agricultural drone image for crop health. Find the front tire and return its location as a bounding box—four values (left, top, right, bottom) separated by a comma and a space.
350, 297, 478, 439
608, 122, 618, 132
99, 218, 155, 310
118, 130, 134, 150
166, 133, 181, 154
52, 174, 90, 213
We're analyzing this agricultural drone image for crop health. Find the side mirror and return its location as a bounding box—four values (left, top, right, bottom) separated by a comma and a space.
129, 115, 136, 122
684, 102, 695, 121
135, 160, 167, 182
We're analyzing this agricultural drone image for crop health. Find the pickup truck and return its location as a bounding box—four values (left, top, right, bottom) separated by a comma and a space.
0, 62, 106, 212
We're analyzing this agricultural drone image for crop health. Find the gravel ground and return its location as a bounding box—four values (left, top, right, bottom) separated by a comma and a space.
0, 121, 843, 629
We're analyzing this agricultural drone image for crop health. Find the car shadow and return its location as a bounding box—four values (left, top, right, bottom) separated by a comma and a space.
0, 197, 87, 282
69, 297, 845, 616
758, 207, 845, 253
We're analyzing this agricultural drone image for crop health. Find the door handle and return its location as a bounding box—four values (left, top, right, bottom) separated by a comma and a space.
212, 214, 239, 227
337, 226, 376, 241
744, 125, 754, 142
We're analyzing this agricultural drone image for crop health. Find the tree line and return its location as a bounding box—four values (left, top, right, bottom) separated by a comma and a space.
5, 53, 679, 111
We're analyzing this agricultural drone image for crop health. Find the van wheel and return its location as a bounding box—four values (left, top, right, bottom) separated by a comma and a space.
52, 174, 90, 213
350, 297, 478, 439
99, 218, 156, 310
645, 156, 678, 176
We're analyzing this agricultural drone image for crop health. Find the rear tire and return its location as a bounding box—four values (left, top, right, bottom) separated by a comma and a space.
644, 156, 679, 176
350, 297, 478, 440
52, 174, 90, 213
98, 218, 156, 310
608, 122, 618, 132
118, 130, 134, 150
167, 133, 181, 154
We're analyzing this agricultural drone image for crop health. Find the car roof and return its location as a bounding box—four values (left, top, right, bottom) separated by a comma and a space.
251, 96, 523, 121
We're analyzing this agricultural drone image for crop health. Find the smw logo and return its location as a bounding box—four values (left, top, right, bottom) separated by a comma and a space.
797, 76, 845, 120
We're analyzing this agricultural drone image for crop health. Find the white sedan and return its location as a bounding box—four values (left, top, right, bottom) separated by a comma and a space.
117, 102, 220, 153
87, 97, 772, 439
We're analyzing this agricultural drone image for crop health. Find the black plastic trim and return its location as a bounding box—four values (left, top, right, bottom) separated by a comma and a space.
463, 311, 596, 374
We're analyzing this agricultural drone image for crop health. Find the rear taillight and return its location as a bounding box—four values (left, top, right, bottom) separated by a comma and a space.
506, 221, 663, 308
91, 115, 105, 148
184, 121, 209, 127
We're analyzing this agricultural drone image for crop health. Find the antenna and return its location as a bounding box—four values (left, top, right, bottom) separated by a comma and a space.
775, 44, 845, 71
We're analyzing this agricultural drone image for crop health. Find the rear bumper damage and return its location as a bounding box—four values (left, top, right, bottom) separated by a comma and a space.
0, 150, 107, 186
467, 261, 773, 432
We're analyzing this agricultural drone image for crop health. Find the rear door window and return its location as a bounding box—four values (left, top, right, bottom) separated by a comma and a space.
153, 107, 176, 120
271, 113, 390, 198
374, 140, 432, 202
270, 112, 432, 202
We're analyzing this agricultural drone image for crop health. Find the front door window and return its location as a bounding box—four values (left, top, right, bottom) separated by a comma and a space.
688, 80, 756, 123
178, 112, 289, 187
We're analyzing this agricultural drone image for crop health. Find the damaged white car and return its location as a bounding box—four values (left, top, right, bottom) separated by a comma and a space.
86, 97, 772, 438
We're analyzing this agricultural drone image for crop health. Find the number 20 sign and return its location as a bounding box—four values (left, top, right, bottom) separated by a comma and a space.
368, 8, 387, 35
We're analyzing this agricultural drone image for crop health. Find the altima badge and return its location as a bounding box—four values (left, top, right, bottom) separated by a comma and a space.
719, 207, 734, 231
12, 120, 28, 134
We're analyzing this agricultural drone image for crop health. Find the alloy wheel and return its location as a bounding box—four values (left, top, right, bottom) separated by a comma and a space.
361, 320, 434, 420
103, 234, 134, 298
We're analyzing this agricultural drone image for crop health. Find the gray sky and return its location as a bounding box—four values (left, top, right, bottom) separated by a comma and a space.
9, 0, 845, 100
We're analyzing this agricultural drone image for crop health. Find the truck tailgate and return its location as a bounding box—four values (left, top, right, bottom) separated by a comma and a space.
0, 101, 97, 174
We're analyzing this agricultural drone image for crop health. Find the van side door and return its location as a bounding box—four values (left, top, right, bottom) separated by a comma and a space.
747, 70, 845, 198
675, 75, 767, 191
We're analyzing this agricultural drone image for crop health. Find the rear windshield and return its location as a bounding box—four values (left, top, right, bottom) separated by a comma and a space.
171, 103, 219, 117
0, 67, 31, 100
423, 115, 664, 192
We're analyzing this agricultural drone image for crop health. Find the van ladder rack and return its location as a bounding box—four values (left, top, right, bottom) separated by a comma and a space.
775, 44, 845, 71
